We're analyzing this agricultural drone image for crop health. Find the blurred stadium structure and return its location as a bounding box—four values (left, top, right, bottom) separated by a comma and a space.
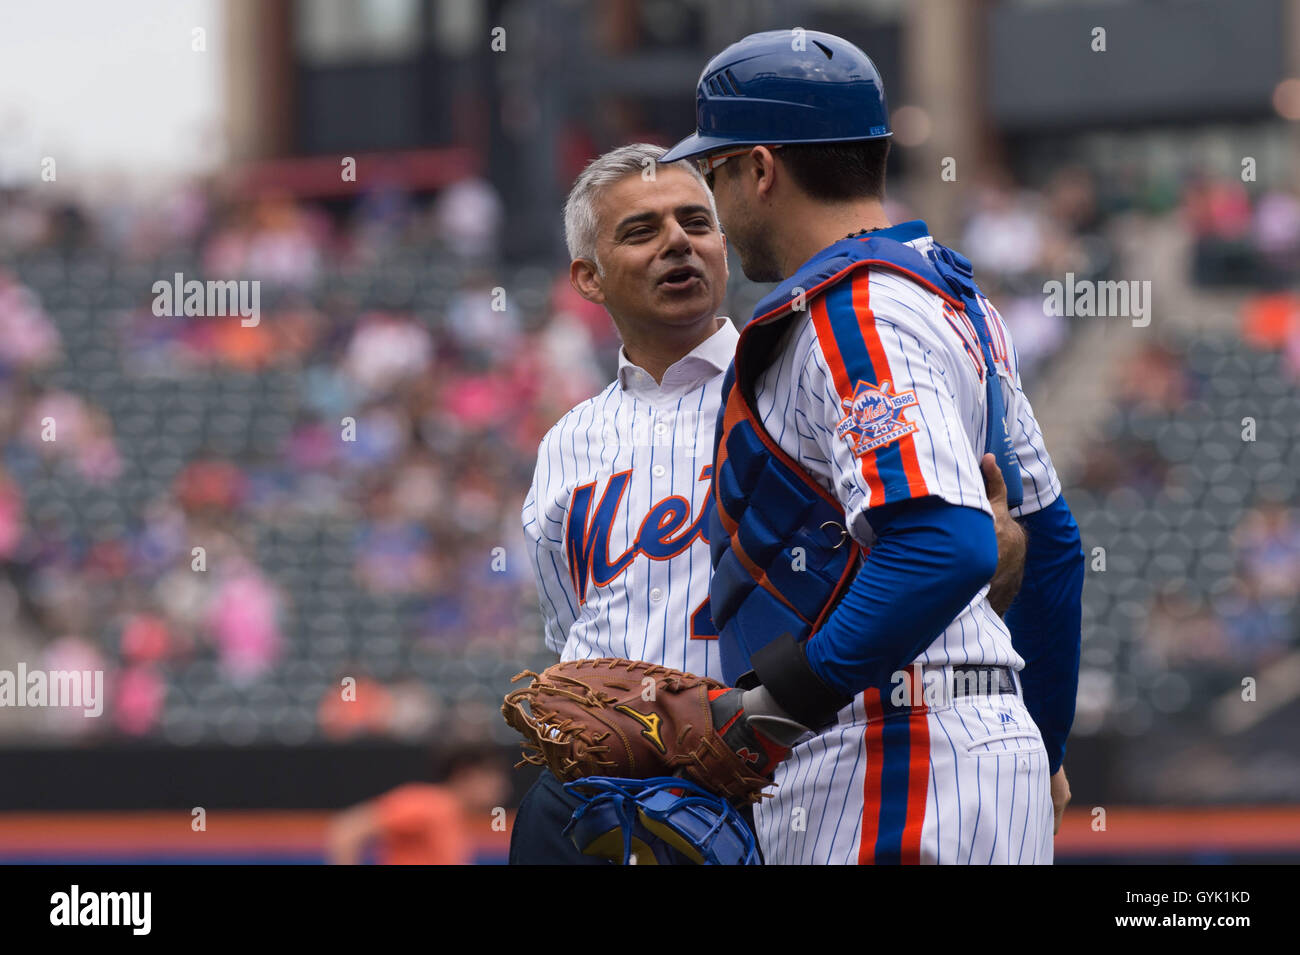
1, 0, 1299, 862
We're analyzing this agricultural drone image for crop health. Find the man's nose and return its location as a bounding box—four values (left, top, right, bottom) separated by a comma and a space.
660, 218, 693, 255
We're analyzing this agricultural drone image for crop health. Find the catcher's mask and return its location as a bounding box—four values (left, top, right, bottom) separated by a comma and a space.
562, 776, 761, 866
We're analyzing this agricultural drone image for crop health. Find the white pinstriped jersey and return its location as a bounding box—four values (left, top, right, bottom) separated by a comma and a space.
749, 227, 1061, 864
751, 231, 1061, 673
522, 318, 737, 679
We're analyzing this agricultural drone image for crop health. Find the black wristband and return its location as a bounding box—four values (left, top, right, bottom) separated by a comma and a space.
750, 633, 852, 730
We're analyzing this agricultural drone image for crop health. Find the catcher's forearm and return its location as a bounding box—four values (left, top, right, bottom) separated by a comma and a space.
740, 499, 997, 731
1003, 494, 1084, 775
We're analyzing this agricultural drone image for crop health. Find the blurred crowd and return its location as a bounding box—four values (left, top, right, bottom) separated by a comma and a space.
0, 177, 615, 741
1186, 174, 1300, 289
1073, 330, 1300, 700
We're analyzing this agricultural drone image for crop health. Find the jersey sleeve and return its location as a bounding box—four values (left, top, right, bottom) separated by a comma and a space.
805, 272, 991, 541
522, 433, 579, 655
986, 301, 1063, 517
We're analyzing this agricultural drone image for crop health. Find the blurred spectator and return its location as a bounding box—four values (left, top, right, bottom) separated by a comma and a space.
0, 269, 60, 370
0, 191, 53, 252
204, 196, 327, 289
444, 272, 521, 363
1117, 342, 1193, 412
40, 634, 108, 738
1240, 291, 1300, 383
1185, 173, 1255, 286
205, 558, 284, 684
174, 458, 247, 516
342, 311, 433, 394
987, 286, 1066, 381
1144, 589, 1227, 667
1215, 576, 1294, 665
433, 176, 503, 261
353, 487, 436, 596
120, 611, 173, 664
28, 392, 122, 485
962, 183, 1046, 280
325, 744, 509, 865
1252, 189, 1300, 282
318, 671, 392, 739
0, 468, 23, 560
113, 664, 166, 736
1234, 501, 1300, 602
385, 679, 440, 740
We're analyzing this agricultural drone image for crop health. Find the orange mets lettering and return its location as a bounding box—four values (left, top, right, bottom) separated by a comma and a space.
566, 466, 714, 605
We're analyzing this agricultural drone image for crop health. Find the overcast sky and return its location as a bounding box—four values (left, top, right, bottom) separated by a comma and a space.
0, 0, 223, 195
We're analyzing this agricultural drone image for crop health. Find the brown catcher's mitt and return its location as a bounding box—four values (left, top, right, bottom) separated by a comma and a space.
501, 658, 772, 806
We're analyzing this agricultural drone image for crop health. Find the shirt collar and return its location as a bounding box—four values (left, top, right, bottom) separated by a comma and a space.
617, 317, 737, 392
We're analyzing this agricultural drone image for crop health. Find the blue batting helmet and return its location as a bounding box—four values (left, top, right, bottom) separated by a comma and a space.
660, 29, 891, 164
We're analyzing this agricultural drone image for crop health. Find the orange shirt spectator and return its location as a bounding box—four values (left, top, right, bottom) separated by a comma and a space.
317, 676, 392, 739
372, 783, 470, 865
326, 745, 508, 865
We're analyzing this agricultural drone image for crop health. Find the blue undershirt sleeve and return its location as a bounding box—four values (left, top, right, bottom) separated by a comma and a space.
803, 497, 998, 699
1004, 493, 1085, 775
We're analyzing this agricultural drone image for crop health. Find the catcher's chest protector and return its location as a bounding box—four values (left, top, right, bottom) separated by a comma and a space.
709, 363, 862, 686
709, 234, 1007, 685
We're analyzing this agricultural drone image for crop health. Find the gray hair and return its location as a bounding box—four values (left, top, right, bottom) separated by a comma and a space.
563, 143, 718, 271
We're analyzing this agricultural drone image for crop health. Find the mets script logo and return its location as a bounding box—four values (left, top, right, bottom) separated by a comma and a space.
614, 704, 666, 754
835, 379, 919, 456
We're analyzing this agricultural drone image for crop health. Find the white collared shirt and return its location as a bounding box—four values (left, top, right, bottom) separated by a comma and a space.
522, 318, 737, 677
615, 317, 739, 404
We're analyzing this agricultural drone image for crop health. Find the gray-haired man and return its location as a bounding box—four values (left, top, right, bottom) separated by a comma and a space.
512, 143, 736, 863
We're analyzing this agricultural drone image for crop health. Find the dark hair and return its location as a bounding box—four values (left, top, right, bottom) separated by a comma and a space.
435, 742, 507, 781
775, 138, 891, 201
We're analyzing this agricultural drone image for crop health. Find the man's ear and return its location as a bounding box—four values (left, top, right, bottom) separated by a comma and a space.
719, 231, 730, 280
750, 146, 779, 200
570, 258, 605, 305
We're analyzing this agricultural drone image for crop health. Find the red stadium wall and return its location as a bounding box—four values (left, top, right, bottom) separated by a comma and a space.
2, 807, 1298, 864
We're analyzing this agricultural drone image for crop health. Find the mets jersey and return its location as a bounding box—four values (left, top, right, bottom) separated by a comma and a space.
752, 226, 1061, 671
522, 317, 737, 679
748, 221, 1062, 864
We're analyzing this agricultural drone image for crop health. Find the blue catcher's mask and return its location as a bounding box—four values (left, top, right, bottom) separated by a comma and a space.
562, 777, 761, 866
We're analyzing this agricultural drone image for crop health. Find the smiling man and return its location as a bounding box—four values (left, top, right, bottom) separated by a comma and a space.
510, 143, 737, 864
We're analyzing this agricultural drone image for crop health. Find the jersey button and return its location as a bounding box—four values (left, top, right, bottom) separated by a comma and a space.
652, 464, 665, 478
654, 422, 668, 436
650, 588, 663, 602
